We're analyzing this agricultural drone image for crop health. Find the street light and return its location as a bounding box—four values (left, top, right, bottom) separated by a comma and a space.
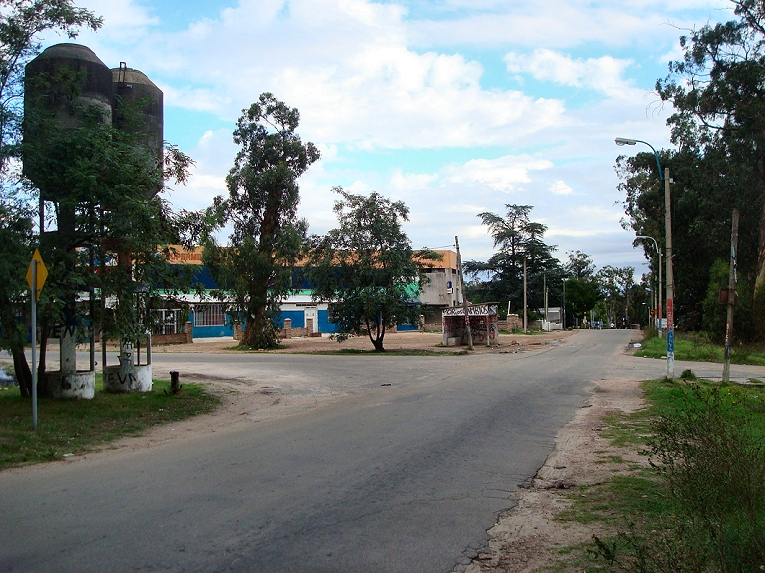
616, 137, 675, 380
614, 138, 664, 181
635, 235, 663, 338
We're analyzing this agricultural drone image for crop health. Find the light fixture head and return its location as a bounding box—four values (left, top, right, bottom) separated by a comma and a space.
614, 137, 637, 146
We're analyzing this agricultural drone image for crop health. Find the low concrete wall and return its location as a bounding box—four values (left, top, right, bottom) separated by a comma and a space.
42, 370, 95, 399
153, 322, 193, 345
103, 364, 152, 393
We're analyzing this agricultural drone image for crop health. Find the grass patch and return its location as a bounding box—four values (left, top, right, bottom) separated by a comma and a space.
548, 378, 765, 572
0, 377, 219, 470
635, 333, 765, 366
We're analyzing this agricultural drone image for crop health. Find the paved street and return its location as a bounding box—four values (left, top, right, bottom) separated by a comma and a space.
2, 330, 763, 572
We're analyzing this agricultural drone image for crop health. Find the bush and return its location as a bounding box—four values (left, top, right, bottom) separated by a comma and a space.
596, 383, 765, 572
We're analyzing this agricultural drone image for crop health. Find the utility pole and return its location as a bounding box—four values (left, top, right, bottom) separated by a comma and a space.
544, 272, 548, 332
523, 257, 527, 333
455, 236, 473, 350
664, 168, 675, 380
722, 209, 739, 383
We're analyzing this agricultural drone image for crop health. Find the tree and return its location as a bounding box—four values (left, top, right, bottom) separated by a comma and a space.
596, 266, 635, 327
306, 187, 437, 352
21, 85, 194, 392
617, 144, 760, 334
656, 0, 765, 334
0, 0, 101, 393
464, 204, 562, 314
564, 250, 596, 280
563, 251, 601, 326
203, 93, 319, 349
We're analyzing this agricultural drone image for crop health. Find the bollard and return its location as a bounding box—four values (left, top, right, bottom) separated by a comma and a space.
170, 371, 181, 395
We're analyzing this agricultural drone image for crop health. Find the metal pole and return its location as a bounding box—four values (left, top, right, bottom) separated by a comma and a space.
31, 260, 38, 431
664, 168, 675, 380
455, 236, 473, 350
723, 209, 739, 383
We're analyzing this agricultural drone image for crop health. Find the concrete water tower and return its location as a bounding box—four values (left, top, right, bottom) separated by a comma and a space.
24, 43, 115, 399
23, 43, 165, 397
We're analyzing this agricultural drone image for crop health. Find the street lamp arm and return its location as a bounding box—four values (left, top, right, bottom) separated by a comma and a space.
615, 137, 664, 181
635, 235, 659, 255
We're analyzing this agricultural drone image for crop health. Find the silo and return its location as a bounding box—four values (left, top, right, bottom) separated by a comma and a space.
24, 43, 114, 200
112, 64, 164, 195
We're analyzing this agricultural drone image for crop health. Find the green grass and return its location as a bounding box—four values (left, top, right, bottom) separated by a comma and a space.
0, 377, 219, 470
635, 333, 765, 365
548, 378, 765, 572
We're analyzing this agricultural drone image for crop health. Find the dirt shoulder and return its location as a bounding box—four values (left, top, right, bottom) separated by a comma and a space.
154, 329, 575, 354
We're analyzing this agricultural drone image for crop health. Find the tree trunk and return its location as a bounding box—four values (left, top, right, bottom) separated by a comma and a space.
12, 347, 31, 398
754, 150, 765, 339
366, 317, 385, 351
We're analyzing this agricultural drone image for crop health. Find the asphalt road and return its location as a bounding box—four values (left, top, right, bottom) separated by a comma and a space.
2, 330, 760, 573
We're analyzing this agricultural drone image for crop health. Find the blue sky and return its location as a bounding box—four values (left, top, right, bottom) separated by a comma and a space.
48, 0, 733, 275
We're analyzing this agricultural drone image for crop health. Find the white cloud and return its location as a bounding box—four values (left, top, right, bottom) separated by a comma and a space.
390, 169, 439, 191
504, 49, 638, 99
446, 154, 554, 192
549, 180, 573, 195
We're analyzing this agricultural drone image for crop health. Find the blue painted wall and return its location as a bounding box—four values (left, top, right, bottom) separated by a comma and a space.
276, 310, 305, 329
318, 310, 337, 333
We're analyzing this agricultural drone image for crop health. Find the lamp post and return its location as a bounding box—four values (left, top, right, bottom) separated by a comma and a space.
635, 235, 662, 338
616, 137, 675, 380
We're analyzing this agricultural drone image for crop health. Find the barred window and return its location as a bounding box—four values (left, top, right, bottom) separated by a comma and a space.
194, 304, 226, 327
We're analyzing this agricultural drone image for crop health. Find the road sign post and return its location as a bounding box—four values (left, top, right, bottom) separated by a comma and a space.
26, 249, 47, 430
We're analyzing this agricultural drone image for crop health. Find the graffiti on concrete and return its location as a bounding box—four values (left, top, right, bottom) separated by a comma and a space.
442, 304, 498, 317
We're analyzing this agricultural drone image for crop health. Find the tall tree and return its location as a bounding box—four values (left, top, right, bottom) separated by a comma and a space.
204, 93, 319, 349
0, 0, 101, 394
656, 0, 765, 333
563, 251, 601, 326
464, 204, 561, 313
306, 188, 437, 352
617, 144, 760, 333
596, 266, 635, 327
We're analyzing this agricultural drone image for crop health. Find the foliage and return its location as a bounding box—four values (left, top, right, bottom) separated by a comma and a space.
652, 0, 765, 337
203, 93, 319, 349
306, 187, 438, 352
0, 0, 101, 396
596, 265, 635, 327
617, 145, 759, 335
0, 192, 33, 395
21, 91, 195, 380
594, 381, 765, 572
464, 204, 564, 314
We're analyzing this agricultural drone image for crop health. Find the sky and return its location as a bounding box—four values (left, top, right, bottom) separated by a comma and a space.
42, 0, 733, 275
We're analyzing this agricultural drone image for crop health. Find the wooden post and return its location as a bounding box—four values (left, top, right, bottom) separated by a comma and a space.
723, 209, 739, 383
170, 371, 181, 394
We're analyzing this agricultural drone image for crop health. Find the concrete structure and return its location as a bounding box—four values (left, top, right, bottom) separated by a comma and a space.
442, 303, 499, 347
24, 44, 165, 394
419, 250, 462, 325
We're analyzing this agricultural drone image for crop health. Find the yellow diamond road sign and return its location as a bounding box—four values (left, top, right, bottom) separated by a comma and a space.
26, 249, 48, 301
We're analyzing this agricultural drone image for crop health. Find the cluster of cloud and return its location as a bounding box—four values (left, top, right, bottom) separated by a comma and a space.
67, 0, 730, 269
